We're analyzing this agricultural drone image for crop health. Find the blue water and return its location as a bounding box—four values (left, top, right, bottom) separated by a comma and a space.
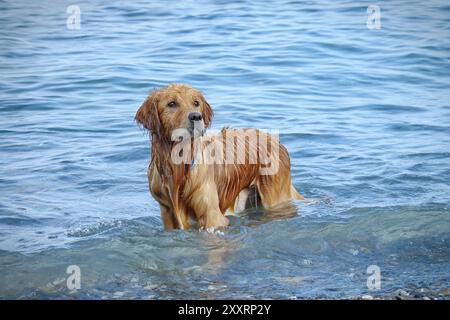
1, 0, 450, 299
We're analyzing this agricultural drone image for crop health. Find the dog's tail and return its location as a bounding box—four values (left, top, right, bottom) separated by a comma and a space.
291, 184, 305, 201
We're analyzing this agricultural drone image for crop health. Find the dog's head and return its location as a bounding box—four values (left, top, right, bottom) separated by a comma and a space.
135, 84, 213, 140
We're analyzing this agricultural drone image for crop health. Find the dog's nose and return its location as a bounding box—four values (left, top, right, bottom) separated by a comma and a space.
188, 112, 203, 122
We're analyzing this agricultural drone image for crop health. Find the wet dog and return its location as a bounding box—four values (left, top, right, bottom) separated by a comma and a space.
136, 84, 303, 230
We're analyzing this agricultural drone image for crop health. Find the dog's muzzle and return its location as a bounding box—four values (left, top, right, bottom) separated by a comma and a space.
188, 112, 205, 136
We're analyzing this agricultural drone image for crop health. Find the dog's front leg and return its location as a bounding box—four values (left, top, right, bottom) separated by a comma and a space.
189, 180, 229, 229
160, 204, 175, 230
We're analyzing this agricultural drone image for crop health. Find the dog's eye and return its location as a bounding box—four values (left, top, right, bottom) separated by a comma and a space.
193, 100, 199, 107
167, 101, 177, 108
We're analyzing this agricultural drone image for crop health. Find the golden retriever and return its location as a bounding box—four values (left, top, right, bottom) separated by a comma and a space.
136, 84, 303, 230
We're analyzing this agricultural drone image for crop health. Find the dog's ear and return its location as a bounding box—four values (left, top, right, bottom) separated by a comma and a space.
135, 91, 161, 136
201, 95, 214, 128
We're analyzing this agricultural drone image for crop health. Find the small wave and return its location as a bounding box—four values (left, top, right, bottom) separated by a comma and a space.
66, 219, 123, 238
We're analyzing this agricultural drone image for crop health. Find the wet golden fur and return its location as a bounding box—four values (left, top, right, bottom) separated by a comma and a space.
136, 84, 303, 230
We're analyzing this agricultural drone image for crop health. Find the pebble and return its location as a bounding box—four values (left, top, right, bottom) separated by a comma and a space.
438, 288, 450, 296
394, 289, 410, 300
144, 284, 159, 290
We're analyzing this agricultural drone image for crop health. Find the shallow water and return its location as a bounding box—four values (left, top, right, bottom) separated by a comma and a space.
1, 0, 450, 299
